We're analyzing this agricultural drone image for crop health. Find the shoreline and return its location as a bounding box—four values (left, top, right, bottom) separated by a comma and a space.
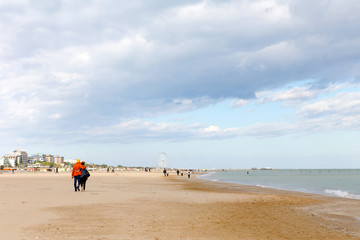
1, 171, 360, 239
198, 170, 360, 200
191, 173, 360, 236
198, 174, 360, 200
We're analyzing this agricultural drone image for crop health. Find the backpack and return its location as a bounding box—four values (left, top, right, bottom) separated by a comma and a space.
81, 168, 90, 179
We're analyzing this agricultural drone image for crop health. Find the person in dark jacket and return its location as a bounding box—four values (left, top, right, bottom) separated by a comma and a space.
79, 161, 90, 192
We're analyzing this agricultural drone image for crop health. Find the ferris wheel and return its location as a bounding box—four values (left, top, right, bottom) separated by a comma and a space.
156, 152, 168, 169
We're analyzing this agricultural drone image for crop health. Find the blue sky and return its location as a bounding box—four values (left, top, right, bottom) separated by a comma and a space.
0, 0, 360, 169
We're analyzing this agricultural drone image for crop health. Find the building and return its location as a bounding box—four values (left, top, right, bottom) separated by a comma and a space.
53, 155, 64, 164
13, 149, 28, 165
0, 149, 28, 167
1, 151, 65, 166
45, 154, 54, 163
44, 154, 64, 164
0, 154, 18, 167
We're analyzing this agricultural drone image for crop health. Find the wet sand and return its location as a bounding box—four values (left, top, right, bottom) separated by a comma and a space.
1, 171, 360, 240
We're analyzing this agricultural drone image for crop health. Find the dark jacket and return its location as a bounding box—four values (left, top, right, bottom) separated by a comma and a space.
80, 168, 90, 179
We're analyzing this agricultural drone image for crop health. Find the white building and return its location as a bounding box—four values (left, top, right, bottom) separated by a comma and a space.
1, 149, 28, 167
0, 154, 17, 167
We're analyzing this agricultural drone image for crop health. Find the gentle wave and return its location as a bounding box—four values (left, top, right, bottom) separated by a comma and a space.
324, 189, 360, 199
197, 172, 218, 182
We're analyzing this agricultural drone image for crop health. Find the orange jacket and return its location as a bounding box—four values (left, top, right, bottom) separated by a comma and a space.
72, 162, 85, 177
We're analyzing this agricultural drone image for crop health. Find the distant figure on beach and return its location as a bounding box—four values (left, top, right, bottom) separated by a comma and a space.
187, 170, 191, 179
55, 167, 59, 174
163, 168, 167, 177
112, 168, 115, 173
79, 161, 90, 192
181, 170, 183, 176
72, 159, 86, 192
177, 169, 180, 175
107, 167, 110, 173
12, 168, 15, 174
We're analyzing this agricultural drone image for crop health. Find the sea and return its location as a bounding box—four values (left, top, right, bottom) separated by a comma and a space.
198, 169, 360, 200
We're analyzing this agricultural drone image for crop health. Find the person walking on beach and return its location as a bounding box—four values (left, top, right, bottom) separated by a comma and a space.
72, 159, 85, 192
163, 168, 167, 177
187, 170, 191, 179
79, 161, 90, 192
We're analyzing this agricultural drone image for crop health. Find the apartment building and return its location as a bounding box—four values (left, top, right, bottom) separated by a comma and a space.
0, 149, 28, 167
53, 155, 64, 164
45, 154, 54, 163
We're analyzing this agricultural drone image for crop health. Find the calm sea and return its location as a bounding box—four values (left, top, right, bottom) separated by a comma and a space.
199, 169, 360, 199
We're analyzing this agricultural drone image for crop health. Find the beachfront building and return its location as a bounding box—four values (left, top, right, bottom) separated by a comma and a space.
0, 149, 28, 167
29, 153, 64, 164
14, 149, 28, 164
45, 154, 64, 164
0, 154, 17, 167
45, 154, 54, 163
53, 155, 64, 164
8, 152, 64, 166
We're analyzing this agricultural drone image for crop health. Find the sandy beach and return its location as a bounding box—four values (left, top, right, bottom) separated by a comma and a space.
1, 171, 360, 240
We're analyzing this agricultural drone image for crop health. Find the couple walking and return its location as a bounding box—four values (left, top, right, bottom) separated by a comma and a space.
72, 159, 90, 192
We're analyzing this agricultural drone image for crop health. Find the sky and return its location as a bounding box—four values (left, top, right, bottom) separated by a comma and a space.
0, 0, 360, 169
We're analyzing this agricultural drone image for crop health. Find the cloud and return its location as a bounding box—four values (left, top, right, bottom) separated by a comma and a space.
257, 86, 316, 102
298, 92, 360, 119
254, 82, 349, 104
2, 84, 359, 144
227, 82, 360, 137
75, 118, 294, 143
229, 81, 353, 109
1, 0, 360, 144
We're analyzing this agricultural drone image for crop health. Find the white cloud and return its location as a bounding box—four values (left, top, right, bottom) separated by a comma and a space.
202, 125, 221, 133
298, 92, 360, 118
0, 0, 360, 145
257, 86, 316, 103
255, 82, 355, 104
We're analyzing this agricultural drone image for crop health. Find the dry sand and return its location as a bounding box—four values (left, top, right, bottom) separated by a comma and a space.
1, 171, 360, 240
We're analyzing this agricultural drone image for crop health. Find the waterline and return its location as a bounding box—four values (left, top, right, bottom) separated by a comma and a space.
199, 169, 360, 199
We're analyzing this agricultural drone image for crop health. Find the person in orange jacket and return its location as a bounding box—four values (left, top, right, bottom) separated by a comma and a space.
72, 159, 86, 192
